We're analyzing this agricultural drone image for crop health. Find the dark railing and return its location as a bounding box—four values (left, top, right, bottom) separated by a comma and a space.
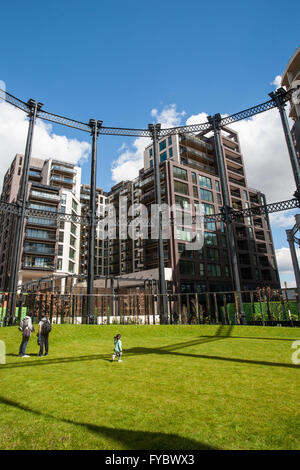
1, 287, 299, 327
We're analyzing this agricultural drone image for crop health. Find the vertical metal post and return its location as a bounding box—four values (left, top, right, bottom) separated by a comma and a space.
286, 228, 300, 316
87, 119, 102, 323
148, 123, 168, 324
6, 99, 43, 325
269, 88, 300, 202
208, 113, 246, 324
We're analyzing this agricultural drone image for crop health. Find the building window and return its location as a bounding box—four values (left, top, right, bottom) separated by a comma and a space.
191, 172, 197, 184
193, 186, 198, 199
201, 203, 215, 215
205, 232, 218, 246
68, 261, 75, 273
205, 220, 216, 231
168, 136, 172, 146
69, 247, 75, 260
149, 148, 153, 157
174, 180, 189, 196
72, 199, 78, 212
199, 175, 212, 189
207, 247, 219, 261
59, 232, 64, 243
175, 195, 190, 209
71, 223, 77, 236
179, 260, 195, 275
160, 151, 167, 162
150, 160, 153, 168
57, 258, 62, 270
207, 263, 221, 277
70, 235, 76, 247
217, 193, 222, 205
243, 190, 248, 200
173, 166, 188, 181
61, 194, 67, 204
177, 228, 192, 241
58, 245, 63, 256
159, 140, 166, 151
216, 181, 220, 192
200, 189, 213, 202
199, 262, 205, 276
169, 147, 173, 158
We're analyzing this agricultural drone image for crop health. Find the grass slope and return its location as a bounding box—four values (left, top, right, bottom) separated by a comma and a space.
0, 324, 300, 450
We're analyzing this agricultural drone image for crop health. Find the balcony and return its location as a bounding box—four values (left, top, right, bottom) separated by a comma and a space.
30, 190, 60, 202
25, 229, 56, 241
23, 257, 55, 270
181, 158, 216, 175
50, 175, 74, 187
180, 134, 213, 153
227, 165, 245, 177
180, 145, 215, 164
228, 176, 246, 187
27, 217, 57, 228
52, 164, 75, 175
23, 244, 56, 255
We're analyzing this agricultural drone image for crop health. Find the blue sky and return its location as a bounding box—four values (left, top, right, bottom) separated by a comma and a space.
0, 0, 299, 285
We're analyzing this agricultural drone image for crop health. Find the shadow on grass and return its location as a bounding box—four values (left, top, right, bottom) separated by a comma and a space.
2, 324, 299, 370
0, 395, 217, 450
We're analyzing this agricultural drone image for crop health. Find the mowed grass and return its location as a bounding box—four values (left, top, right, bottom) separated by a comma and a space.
0, 324, 300, 450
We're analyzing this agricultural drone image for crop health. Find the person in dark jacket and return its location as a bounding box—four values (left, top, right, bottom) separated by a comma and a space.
38, 315, 51, 357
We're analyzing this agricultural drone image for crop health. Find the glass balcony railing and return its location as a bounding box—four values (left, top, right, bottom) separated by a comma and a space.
23, 262, 54, 270
51, 175, 73, 184
25, 230, 56, 240
31, 190, 60, 200
27, 217, 57, 227
52, 164, 75, 173
24, 245, 55, 255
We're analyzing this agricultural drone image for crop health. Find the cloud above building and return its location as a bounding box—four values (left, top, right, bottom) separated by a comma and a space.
0, 101, 91, 188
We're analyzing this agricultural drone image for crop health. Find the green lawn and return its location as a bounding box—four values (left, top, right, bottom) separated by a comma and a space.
0, 324, 300, 450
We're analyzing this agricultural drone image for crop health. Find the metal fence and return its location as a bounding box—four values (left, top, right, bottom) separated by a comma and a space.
1, 287, 299, 327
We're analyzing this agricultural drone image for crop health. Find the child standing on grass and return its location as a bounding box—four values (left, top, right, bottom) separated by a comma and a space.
112, 334, 122, 362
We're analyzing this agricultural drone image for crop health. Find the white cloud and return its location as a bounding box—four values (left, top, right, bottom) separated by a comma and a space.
275, 246, 300, 287
271, 75, 282, 88
0, 101, 91, 188
269, 210, 297, 228
229, 108, 295, 203
111, 76, 296, 203
111, 104, 185, 184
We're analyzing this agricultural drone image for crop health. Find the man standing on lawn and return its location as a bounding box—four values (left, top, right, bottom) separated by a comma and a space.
38, 315, 51, 357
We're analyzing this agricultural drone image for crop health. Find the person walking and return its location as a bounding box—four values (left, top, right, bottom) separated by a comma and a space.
112, 334, 122, 362
19, 315, 34, 357
38, 315, 52, 357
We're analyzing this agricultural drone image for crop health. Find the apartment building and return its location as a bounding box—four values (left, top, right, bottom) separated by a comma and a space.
79, 184, 108, 277
138, 126, 280, 293
0, 121, 280, 295
282, 46, 300, 166
0, 156, 81, 291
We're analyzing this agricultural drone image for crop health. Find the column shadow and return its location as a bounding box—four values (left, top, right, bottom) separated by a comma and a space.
0, 395, 218, 450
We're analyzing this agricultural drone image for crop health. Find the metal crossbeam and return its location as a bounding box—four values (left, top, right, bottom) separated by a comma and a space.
0, 87, 297, 137
1, 198, 298, 224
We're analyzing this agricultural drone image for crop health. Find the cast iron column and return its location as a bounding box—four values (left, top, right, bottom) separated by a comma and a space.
6, 99, 43, 325
148, 123, 168, 324
286, 228, 300, 315
87, 119, 102, 324
269, 88, 300, 202
208, 113, 246, 324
